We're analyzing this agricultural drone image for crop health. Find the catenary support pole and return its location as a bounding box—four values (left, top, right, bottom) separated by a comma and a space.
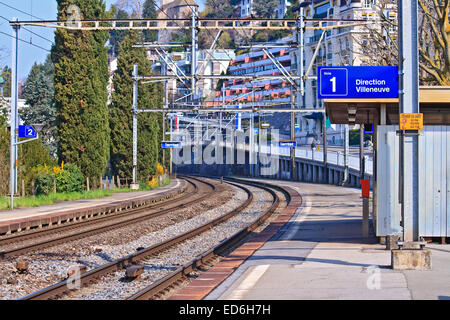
360, 125, 365, 179
343, 124, 349, 185
250, 112, 254, 177
398, 0, 420, 242
131, 64, 139, 189
323, 107, 327, 183
9, 22, 19, 209
162, 61, 168, 168
191, 6, 198, 101
291, 86, 296, 180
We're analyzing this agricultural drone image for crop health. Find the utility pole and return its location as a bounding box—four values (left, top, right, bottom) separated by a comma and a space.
290, 85, 296, 181
249, 107, 254, 177
162, 61, 168, 168
360, 125, 365, 178
343, 124, 349, 185
322, 106, 327, 183
191, 5, 198, 101
170, 115, 173, 175
398, 0, 420, 243
131, 64, 139, 190
391, 0, 430, 270
293, 1, 311, 180
9, 22, 19, 209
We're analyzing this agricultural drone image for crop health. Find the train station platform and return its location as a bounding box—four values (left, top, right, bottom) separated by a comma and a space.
0, 178, 186, 235
173, 180, 450, 300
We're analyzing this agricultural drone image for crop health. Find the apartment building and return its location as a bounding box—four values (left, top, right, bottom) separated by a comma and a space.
211, 36, 295, 137
294, 0, 397, 145
239, 0, 291, 18
212, 37, 293, 107
152, 49, 235, 103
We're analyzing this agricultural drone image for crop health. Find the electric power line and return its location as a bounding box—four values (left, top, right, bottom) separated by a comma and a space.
0, 30, 50, 52
0, 15, 54, 44
22, 27, 54, 44
0, 1, 44, 21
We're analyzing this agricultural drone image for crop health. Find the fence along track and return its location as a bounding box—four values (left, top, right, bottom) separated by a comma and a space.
0, 177, 218, 260
19, 177, 253, 300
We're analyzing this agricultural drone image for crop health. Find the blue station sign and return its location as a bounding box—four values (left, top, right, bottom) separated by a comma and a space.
318, 66, 399, 99
18, 125, 37, 138
161, 141, 182, 148
279, 140, 297, 148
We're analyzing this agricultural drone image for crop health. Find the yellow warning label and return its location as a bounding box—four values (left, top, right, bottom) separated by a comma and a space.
400, 113, 423, 130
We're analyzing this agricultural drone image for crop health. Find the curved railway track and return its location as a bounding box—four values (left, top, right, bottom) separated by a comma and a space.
18, 177, 287, 300
128, 177, 286, 300
0, 176, 218, 260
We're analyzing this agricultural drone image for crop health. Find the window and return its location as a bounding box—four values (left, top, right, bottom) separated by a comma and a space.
314, 3, 330, 18
363, 0, 376, 8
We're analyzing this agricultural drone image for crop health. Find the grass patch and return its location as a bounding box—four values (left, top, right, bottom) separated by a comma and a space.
0, 177, 171, 210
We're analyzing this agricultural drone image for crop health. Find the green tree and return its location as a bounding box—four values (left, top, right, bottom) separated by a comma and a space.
109, 5, 130, 57
1, 66, 11, 98
0, 118, 9, 195
51, 0, 111, 183
21, 55, 57, 155
109, 31, 163, 180
204, 0, 235, 18
253, 0, 280, 18
142, 0, 157, 42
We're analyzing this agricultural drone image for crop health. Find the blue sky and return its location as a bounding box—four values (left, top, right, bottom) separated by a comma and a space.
0, 0, 205, 80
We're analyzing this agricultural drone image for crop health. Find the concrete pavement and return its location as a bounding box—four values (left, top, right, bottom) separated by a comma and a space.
205, 180, 449, 300
0, 179, 185, 235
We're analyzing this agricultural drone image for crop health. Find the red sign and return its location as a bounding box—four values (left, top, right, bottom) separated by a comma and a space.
360, 179, 370, 198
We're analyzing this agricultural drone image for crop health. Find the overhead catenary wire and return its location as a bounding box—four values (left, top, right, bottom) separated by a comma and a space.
0, 1, 45, 21
0, 30, 50, 52
0, 16, 54, 44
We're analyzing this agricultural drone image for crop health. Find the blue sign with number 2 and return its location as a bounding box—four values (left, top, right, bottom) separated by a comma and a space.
18, 125, 37, 138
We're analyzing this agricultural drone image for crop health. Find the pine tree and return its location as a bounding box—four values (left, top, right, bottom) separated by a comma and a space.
109, 5, 130, 57
142, 0, 157, 42
109, 31, 163, 181
51, 0, 111, 182
1, 66, 11, 98
21, 55, 57, 155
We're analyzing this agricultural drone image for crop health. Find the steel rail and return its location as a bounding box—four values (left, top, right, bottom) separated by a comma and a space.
19, 177, 253, 300
0, 179, 192, 245
0, 177, 218, 260
127, 177, 284, 300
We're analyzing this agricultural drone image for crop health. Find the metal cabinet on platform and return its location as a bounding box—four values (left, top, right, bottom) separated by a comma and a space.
376, 125, 450, 237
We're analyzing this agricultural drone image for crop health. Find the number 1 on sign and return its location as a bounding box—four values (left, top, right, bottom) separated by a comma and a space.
330, 77, 336, 93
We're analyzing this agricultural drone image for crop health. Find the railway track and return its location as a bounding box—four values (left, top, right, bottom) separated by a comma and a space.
0, 176, 219, 260
18, 177, 286, 300
127, 177, 285, 300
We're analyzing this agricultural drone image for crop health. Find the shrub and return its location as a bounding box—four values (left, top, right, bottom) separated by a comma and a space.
55, 163, 84, 193
148, 176, 158, 188
156, 163, 164, 176
34, 173, 54, 196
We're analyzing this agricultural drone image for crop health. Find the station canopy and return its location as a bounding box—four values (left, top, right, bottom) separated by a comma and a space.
324, 86, 450, 125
